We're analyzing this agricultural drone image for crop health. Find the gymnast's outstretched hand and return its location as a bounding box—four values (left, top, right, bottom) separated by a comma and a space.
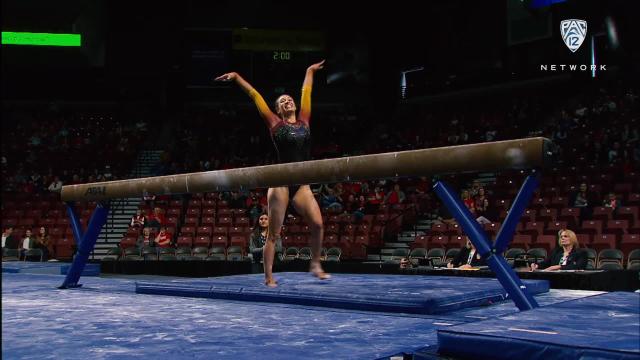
307, 60, 325, 73
214, 72, 238, 82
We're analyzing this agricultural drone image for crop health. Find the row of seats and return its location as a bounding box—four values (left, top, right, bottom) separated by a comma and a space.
398, 247, 639, 270
411, 234, 639, 255
101, 245, 344, 262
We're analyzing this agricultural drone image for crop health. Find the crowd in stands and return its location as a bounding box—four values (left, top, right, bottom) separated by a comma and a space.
2, 79, 639, 270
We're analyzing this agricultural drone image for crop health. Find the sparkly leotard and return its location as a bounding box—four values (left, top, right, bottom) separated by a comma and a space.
248, 87, 312, 195
249, 86, 312, 164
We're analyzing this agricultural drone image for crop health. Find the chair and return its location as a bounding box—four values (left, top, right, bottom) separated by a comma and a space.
411, 235, 428, 249
598, 262, 623, 270
591, 234, 618, 254
158, 247, 176, 256
504, 248, 526, 266
101, 247, 121, 261
409, 247, 427, 261
207, 246, 226, 261
325, 247, 342, 262
526, 248, 547, 265
298, 247, 312, 260
391, 248, 409, 261
444, 248, 460, 264
597, 249, 624, 269
284, 247, 299, 261
123, 247, 142, 260
583, 248, 597, 270
427, 248, 445, 266
192, 246, 210, 259
627, 249, 640, 270
534, 235, 558, 253
175, 247, 192, 260
141, 246, 158, 261
511, 235, 532, 250
2, 248, 20, 261
23, 248, 43, 261
227, 246, 244, 261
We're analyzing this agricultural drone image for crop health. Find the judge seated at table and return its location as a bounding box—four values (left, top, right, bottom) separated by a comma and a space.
530, 229, 587, 271
447, 237, 487, 270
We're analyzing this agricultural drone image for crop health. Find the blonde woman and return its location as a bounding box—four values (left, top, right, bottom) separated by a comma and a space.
531, 229, 587, 271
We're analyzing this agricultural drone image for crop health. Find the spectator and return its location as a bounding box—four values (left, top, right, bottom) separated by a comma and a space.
569, 183, 597, 220
447, 237, 486, 269
366, 184, 385, 212
473, 187, 490, 217
249, 213, 283, 263
146, 207, 165, 230
2, 226, 18, 249
47, 176, 63, 193
142, 191, 156, 209
321, 187, 343, 213
603, 192, 620, 210
20, 229, 36, 260
383, 183, 406, 205
530, 229, 587, 271
137, 227, 154, 248
461, 189, 475, 214
130, 209, 146, 228
154, 226, 172, 248
399, 257, 413, 269
35, 226, 52, 261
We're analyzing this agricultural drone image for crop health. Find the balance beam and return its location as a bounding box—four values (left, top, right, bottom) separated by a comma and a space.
61, 137, 553, 202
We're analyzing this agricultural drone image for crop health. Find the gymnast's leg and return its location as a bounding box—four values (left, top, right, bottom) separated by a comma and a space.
265, 186, 289, 287
292, 185, 331, 279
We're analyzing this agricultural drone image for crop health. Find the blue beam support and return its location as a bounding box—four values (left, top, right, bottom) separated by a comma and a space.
65, 202, 85, 247
433, 180, 539, 311
59, 202, 109, 289
494, 174, 540, 254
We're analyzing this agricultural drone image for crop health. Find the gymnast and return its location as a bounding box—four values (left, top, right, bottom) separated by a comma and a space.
215, 60, 330, 287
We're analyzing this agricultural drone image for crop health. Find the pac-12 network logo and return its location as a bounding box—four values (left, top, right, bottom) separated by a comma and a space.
560, 19, 587, 52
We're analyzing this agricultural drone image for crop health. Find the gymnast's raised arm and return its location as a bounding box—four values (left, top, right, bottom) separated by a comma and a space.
214, 72, 279, 129
299, 60, 325, 124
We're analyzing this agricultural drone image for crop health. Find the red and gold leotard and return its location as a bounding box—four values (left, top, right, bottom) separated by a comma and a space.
249, 87, 312, 164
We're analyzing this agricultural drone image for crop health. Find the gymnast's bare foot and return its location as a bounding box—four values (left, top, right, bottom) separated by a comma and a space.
265, 277, 278, 288
310, 261, 331, 280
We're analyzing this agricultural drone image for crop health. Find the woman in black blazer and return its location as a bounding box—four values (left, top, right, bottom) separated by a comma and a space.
447, 237, 487, 269
531, 229, 587, 271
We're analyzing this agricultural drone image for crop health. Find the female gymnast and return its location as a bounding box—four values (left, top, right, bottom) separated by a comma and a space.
215, 60, 330, 287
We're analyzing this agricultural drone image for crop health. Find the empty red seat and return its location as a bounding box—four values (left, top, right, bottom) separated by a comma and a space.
194, 235, 211, 248
620, 235, 640, 257
536, 209, 557, 223
544, 221, 568, 236
615, 206, 638, 226
591, 234, 618, 253
511, 235, 533, 250
604, 220, 629, 238
592, 207, 614, 222
176, 236, 193, 248
535, 235, 557, 253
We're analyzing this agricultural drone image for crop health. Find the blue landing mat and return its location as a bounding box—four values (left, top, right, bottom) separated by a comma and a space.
1, 273, 463, 360
135, 273, 550, 314
2, 262, 100, 276
437, 292, 640, 360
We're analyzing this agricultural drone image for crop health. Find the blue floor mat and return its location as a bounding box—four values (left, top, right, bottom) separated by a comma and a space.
436, 291, 640, 360
1, 273, 459, 360
135, 273, 550, 314
2, 261, 100, 276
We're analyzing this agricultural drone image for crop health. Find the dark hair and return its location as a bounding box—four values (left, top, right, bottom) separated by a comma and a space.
252, 212, 268, 237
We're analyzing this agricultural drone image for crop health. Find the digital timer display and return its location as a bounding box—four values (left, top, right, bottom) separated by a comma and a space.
273, 51, 291, 61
